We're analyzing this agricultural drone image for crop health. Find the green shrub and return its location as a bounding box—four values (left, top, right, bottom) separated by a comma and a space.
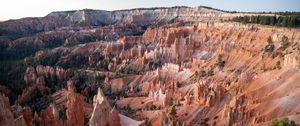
199, 69, 207, 77
271, 118, 298, 126
280, 35, 289, 50
232, 14, 300, 28
276, 61, 282, 70
265, 37, 275, 53
207, 68, 214, 76
216, 54, 226, 69
169, 105, 177, 120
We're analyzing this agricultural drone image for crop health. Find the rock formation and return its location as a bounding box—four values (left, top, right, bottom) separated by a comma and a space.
0, 94, 14, 126
283, 53, 300, 69
66, 80, 84, 126
0, 5, 300, 126
89, 88, 121, 126
148, 88, 167, 107
35, 105, 61, 126
11, 106, 33, 126
13, 116, 27, 126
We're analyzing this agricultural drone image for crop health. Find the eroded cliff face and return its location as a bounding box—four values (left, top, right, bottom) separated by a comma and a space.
89, 88, 121, 126
101, 22, 300, 125
0, 94, 34, 126
1, 6, 300, 126
66, 80, 84, 126
0, 94, 14, 126
46, 7, 223, 25
34, 105, 62, 126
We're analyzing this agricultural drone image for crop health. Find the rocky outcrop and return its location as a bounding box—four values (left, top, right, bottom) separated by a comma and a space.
66, 80, 84, 126
11, 106, 33, 126
0, 94, 35, 126
35, 105, 61, 126
47, 7, 226, 25
148, 88, 167, 106
47, 6, 271, 26
0, 16, 70, 36
13, 115, 27, 126
194, 79, 225, 107
18, 65, 70, 104
183, 94, 192, 108
0, 94, 14, 126
2, 5, 300, 126
16, 86, 38, 105
89, 88, 121, 126
119, 114, 145, 126
24, 65, 69, 88
220, 96, 247, 126
283, 53, 300, 69
0, 85, 12, 97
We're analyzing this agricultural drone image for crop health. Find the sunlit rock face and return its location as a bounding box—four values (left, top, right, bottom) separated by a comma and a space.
17, 65, 69, 105
283, 53, 300, 69
0, 94, 34, 126
66, 81, 84, 126
89, 88, 121, 126
0, 94, 14, 126
46, 7, 230, 25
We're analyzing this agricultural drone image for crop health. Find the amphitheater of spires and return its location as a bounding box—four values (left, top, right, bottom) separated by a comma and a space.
0, 6, 300, 126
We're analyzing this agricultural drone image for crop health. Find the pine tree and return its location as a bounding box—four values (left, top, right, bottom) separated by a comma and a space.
281, 35, 289, 50
270, 16, 277, 25
265, 36, 275, 53
232, 13, 300, 28
217, 54, 225, 69
289, 16, 296, 27
282, 17, 288, 27
169, 105, 177, 120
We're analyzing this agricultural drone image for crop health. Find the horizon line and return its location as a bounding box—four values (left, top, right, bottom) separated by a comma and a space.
1, 5, 300, 22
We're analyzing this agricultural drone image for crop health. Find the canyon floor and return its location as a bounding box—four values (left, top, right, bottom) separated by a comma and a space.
0, 6, 300, 126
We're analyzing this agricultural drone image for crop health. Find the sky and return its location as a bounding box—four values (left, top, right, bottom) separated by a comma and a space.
0, 0, 300, 21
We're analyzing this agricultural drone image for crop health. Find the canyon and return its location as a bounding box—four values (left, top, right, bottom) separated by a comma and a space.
0, 6, 300, 126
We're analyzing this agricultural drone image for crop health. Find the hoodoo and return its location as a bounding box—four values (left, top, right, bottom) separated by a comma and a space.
0, 4, 300, 126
